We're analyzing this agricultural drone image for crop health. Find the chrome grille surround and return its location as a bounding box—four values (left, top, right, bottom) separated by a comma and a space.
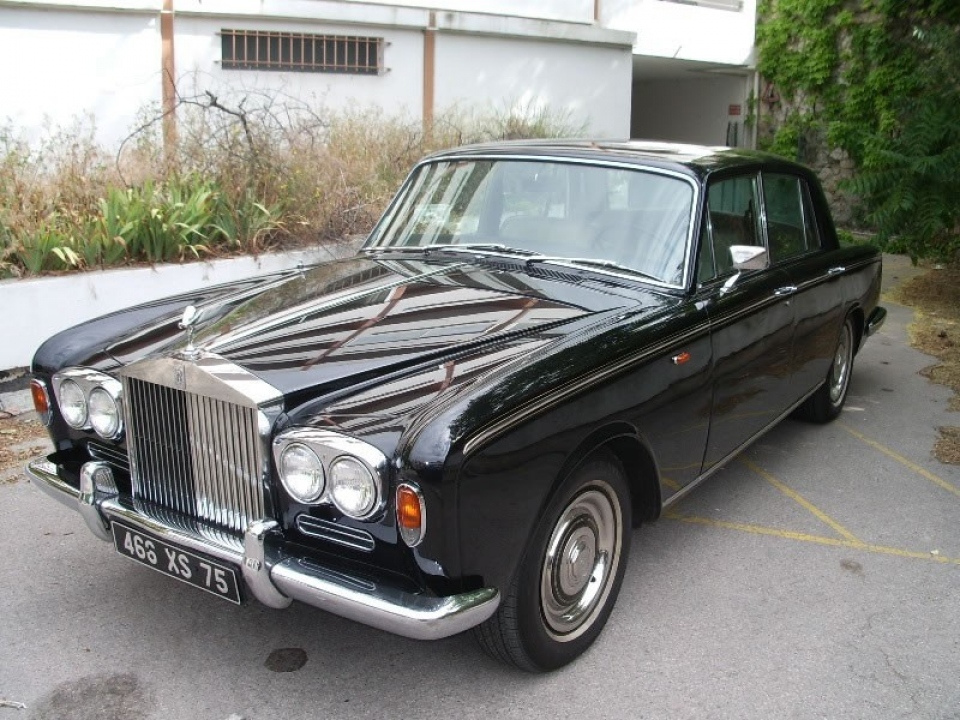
120, 353, 283, 536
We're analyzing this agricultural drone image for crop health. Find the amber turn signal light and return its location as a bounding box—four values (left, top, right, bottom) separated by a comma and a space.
396, 483, 426, 547
30, 379, 52, 425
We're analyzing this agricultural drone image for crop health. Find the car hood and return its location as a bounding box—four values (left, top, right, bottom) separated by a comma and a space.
103, 256, 659, 399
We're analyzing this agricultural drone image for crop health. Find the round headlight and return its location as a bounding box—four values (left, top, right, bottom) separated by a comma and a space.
329, 456, 378, 518
88, 386, 121, 439
279, 443, 325, 503
58, 379, 87, 428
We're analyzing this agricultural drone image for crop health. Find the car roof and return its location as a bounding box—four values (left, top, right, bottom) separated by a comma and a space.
424, 139, 812, 180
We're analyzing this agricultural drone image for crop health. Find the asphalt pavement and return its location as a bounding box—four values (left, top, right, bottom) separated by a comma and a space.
1, 256, 958, 720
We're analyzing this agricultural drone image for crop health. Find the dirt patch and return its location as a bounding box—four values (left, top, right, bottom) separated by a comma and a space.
0, 416, 50, 479
892, 263, 960, 463
934, 427, 960, 464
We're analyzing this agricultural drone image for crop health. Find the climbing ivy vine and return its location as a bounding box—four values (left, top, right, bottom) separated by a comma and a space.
757, 0, 960, 260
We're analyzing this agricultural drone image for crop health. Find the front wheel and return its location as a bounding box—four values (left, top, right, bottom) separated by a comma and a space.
796, 316, 855, 423
474, 451, 632, 671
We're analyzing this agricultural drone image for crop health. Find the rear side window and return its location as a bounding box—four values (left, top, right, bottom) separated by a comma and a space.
762, 174, 821, 262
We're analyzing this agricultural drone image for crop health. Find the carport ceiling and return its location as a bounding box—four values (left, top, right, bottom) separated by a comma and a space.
632, 55, 752, 81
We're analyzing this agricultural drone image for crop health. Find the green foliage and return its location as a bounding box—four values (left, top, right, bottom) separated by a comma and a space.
757, 0, 960, 260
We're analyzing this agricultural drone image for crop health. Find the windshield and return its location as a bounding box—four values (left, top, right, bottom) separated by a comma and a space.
367, 159, 696, 286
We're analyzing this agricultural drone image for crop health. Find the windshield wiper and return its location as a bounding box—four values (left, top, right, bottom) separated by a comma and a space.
525, 256, 663, 283
431, 243, 541, 257
364, 243, 541, 258
362, 245, 431, 254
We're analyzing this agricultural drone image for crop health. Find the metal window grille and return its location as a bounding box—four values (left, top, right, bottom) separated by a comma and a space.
220, 30, 384, 75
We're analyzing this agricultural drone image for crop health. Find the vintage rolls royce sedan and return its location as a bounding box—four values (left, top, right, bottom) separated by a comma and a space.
27, 141, 885, 671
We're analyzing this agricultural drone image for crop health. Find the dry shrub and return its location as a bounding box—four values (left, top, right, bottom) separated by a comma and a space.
1, 87, 581, 277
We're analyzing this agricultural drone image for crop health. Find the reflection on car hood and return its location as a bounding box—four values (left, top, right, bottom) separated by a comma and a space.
105, 256, 656, 399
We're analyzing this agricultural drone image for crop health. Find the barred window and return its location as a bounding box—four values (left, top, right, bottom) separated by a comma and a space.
220, 30, 384, 74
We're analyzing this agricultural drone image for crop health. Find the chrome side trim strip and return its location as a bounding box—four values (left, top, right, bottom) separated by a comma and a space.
26, 456, 499, 641
661, 381, 823, 511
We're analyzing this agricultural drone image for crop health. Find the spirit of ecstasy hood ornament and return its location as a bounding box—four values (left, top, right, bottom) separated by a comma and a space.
178, 305, 202, 360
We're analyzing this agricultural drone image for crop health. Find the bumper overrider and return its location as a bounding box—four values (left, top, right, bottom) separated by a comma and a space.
26, 457, 499, 641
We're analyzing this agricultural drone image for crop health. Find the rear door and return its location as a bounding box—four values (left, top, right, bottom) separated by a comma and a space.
760, 172, 844, 397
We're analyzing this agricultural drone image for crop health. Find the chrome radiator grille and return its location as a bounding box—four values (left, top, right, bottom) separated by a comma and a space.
123, 377, 266, 534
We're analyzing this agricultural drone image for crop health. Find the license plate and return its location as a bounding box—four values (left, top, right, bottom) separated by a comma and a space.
111, 523, 241, 604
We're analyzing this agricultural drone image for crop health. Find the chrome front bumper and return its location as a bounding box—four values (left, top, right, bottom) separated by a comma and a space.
26, 457, 499, 641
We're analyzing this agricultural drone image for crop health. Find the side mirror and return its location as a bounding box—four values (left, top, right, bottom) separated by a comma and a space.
729, 245, 768, 271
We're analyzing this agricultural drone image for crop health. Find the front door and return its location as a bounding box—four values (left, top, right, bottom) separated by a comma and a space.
695, 172, 798, 471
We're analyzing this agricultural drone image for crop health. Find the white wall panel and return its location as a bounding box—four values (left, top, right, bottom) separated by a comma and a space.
0, 6, 161, 144
434, 34, 633, 137
174, 16, 424, 116
602, 0, 756, 66
341, 0, 593, 23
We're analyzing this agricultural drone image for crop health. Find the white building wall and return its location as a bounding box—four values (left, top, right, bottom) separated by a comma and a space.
343, 0, 593, 23
602, 0, 756, 66
632, 75, 750, 146
0, 5, 161, 144
435, 34, 633, 137
1, 1, 634, 145
174, 15, 425, 116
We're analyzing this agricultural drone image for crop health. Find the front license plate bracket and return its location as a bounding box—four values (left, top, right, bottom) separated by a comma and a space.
111, 522, 242, 604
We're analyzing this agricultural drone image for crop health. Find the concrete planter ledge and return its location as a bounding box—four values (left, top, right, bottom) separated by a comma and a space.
0, 239, 362, 372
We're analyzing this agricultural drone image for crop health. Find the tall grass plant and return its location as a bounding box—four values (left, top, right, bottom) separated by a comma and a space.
0, 93, 581, 278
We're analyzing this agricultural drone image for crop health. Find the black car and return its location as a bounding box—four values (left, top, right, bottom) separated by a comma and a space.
27, 140, 885, 671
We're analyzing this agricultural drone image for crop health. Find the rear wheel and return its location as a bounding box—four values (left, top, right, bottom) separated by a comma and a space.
474, 451, 632, 671
797, 316, 855, 423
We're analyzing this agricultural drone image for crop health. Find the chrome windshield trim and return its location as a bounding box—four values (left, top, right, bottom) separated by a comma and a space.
365, 154, 700, 291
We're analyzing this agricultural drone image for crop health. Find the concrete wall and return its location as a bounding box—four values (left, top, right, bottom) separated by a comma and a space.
0, 5, 161, 144
632, 75, 751, 146
343, 0, 594, 23
174, 15, 426, 116
1, 241, 360, 371
602, 0, 756, 66
435, 33, 633, 137
0, 0, 634, 146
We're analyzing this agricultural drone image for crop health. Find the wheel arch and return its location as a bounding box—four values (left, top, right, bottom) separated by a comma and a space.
849, 304, 866, 355
553, 423, 662, 526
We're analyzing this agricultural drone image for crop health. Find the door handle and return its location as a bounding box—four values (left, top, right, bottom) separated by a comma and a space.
774, 285, 797, 297
827, 266, 846, 276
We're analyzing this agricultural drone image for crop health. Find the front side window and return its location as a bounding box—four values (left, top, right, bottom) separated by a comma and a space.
698, 174, 762, 282
370, 160, 696, 287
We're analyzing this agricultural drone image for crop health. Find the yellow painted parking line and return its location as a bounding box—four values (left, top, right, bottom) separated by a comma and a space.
740, 457, 863, 544
661, 477, 681, 491
839, 421, 960, 499
664, 512, 960, 566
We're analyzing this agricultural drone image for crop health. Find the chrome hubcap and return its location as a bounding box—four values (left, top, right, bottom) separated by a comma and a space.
541, 483, 622, 642
829, 323, 853, 405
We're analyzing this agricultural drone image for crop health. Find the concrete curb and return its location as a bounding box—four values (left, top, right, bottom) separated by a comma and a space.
0, 239, 362, 372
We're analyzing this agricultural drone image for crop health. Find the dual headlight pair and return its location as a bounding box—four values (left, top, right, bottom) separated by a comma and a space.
52, 369, 123, 440
273, 429, 387, 521
275, 433, 427, 546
